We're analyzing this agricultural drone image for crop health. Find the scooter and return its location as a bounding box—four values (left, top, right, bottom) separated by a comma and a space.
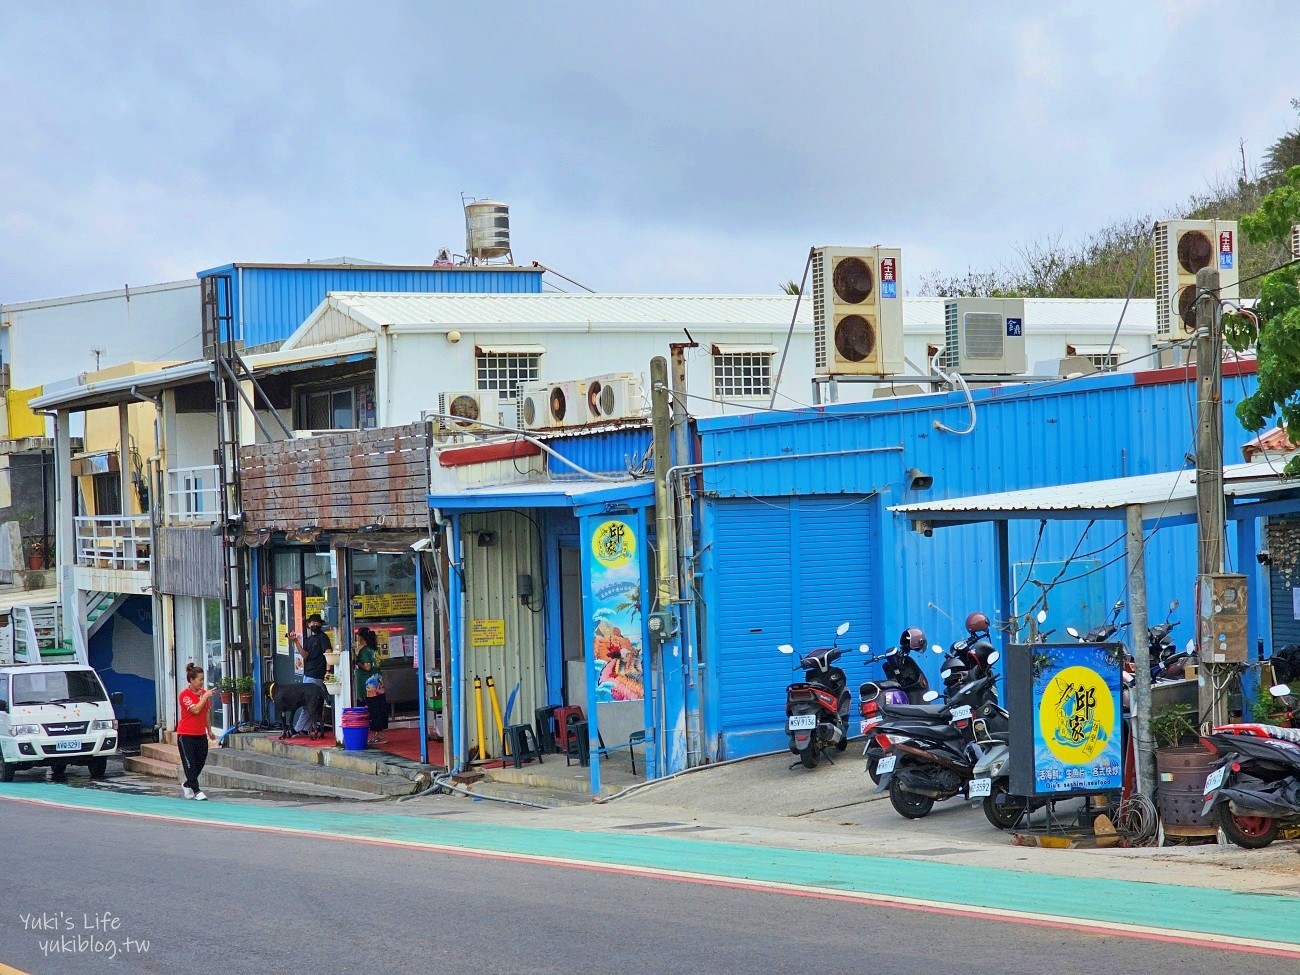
858, 643, 931, 733
780, 622, 865, 770
1201, 685, 1300, 848
874, 656, 1006, 818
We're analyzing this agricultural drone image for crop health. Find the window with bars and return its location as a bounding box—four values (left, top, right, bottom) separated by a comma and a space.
476, 352, 540, 400
1084, 353, 1119, 371
713, 352, 773, 399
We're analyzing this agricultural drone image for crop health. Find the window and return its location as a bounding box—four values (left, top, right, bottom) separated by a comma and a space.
1084, 353, 1119, 371
12, 670, 107, 706
713, 351, 774, 399
294, 379, 376, 431
476, 352, 540, 401
1066, 344, 1126, 374
92, 473, 122, 516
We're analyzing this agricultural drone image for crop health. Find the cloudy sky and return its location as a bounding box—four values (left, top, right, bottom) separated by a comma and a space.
1, 1, 1296, 302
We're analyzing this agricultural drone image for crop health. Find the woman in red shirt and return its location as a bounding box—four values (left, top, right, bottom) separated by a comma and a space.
177, 662, 218, 800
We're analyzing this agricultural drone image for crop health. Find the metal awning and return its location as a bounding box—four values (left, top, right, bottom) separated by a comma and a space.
1066, 343, 1128, 357
428, 478, 654, 514
889, 460, 1299, 527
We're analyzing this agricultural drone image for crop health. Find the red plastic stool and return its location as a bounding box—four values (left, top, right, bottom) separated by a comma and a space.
553, 706, 584, 752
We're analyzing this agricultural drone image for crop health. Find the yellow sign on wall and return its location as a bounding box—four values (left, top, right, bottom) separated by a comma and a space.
353, 592, 417, 618
470, 618, 506, 647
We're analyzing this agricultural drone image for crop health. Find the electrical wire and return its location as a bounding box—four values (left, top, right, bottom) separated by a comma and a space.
1008, 520, 1046, 606
1102, 224, 1155, 369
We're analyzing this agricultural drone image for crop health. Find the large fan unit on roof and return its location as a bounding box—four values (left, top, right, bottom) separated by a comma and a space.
811, 246, 904, 376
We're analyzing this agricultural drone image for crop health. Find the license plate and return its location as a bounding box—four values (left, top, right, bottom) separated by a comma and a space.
876, 754, 897, 776
55, 739, 82, 753
1204, 765, 1227, 795
969, 777, 991, 798
950, 705, 973, 722
788, 714, 817, 731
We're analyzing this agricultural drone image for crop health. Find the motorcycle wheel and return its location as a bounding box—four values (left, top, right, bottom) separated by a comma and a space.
889, 777, 934, 819
799, 746, 819, 770
1217, 805, 1278, 849
867, 757, 881, 784
982, 784, 1024, 830
835, 734, 849, 752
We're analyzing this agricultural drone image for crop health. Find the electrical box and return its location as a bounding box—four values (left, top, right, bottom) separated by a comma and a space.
1198, 573, 1248, 663
648, 611, 679, 645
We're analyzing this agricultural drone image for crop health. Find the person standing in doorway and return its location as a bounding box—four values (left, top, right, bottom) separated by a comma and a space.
291, 613, 331, 685
354, 627, 389, 745
177, 662, 218, 800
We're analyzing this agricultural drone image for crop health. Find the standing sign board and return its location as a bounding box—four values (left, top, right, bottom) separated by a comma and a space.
1007, 642, 1124, 797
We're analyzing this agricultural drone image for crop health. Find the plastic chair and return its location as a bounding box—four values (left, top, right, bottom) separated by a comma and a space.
553, 705, 584, 752
503, 724, 544, 769
534, 706, 557, 754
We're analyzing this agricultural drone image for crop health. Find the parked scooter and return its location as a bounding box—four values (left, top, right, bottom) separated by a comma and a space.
1147, 600, 1189, 682
1201, 685, 1300, 848
858, 627, 932, 730
874, 655, 1006, 818
780, 622, 865, 770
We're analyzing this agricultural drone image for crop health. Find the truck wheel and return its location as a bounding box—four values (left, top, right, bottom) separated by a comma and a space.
0, 756, 14, 783
88, 757, 108, 780
49, 762, 68, 782
1218, 806, 1278, 849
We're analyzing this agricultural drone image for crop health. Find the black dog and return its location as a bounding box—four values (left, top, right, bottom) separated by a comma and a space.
270, 682, 327, 740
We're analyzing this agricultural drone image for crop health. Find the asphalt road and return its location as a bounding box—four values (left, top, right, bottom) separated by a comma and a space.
0, 798, 1273, 975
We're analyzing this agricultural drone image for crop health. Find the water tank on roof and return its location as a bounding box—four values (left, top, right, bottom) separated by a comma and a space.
464, 199, 512, 262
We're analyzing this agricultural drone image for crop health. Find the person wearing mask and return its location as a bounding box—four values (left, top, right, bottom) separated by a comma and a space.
290, 613, 331, 685
353, 627, 389, 745
177, 662, 218, 800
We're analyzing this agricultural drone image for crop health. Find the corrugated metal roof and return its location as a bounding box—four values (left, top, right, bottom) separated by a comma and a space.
889, 460, 1294, 520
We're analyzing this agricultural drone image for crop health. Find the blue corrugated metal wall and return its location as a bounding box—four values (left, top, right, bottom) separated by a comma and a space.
708, 496, 877, 757
198, 264, 543, 347
544, 426, 654, 479
696, 368, 1264, 759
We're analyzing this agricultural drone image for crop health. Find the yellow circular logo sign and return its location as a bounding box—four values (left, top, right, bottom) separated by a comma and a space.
592, 520, 635, 568
1039, 666, 1115, 765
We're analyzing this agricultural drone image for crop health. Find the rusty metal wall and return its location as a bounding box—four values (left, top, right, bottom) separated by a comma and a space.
157, 526, 224, 599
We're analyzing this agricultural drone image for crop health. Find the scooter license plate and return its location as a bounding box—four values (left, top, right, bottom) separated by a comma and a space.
788, 714, 817, 731
876, 754, 897, 776
969, 777, 991, 798
55, 739, 82, 752
1204, 765, 1227, 796
949, 705, 973, 722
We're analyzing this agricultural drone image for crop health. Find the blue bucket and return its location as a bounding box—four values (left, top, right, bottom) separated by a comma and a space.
341, 725, 369, 751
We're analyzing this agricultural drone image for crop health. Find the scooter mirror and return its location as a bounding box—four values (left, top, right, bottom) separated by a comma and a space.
858, 644, 871, 653
931, 643, 945, 654
987, 651, 1000, 665
1169, 599, 1179, 612
1270, 683, 1292, 698
1036, 610, 1048, 624
836, 621, 851, 637
940, 669, 952, 680
1066, 626, 1081, 639
922, 690, 940, 703
1114, 599, 1125, 611
777, 644, 795, 655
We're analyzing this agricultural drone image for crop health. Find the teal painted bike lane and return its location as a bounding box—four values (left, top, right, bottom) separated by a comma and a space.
3, 783, 1297, 950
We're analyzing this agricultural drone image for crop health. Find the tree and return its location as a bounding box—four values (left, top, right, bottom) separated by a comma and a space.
1263, 99, 1300, 183
779, 280, 801, 295
1226, 166, 1300, 472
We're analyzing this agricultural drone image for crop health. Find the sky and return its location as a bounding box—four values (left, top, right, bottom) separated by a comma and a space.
1, 1, 1297, 302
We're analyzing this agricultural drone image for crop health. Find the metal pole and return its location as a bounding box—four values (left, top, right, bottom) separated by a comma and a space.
651, 356, 673, 775
1194, 267, 1226, 727
1125, 504, 1155, 801
669, 339, 700, 767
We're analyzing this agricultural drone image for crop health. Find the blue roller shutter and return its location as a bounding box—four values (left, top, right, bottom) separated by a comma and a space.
712, 495, 878, 738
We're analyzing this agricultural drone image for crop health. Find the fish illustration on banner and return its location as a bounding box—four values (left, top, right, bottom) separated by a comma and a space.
1031, 643, 1123, 794
588, 518, 645, 702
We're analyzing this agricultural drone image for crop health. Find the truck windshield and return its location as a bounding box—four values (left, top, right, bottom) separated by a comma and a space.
12, 671, 108, 706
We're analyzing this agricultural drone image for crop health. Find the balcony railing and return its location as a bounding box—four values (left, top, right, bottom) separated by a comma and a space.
167, 465, 222, 522
74, 516, 152, 571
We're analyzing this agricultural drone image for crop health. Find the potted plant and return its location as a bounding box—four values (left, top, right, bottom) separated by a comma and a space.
1150, 702, 1199, 749
322, 672, 343, 695
1150, 702, 1216, 834
235, 675, 254, 704
22, 535, 47, 571
218, 677, 237, 705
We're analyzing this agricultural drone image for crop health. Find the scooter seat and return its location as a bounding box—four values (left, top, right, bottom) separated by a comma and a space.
879, 702, 946, 719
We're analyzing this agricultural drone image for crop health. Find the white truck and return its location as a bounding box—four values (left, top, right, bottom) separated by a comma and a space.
0, 663, 120, 781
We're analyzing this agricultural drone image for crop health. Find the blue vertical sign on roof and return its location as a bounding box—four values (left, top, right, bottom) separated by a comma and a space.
880, 257, 897, 299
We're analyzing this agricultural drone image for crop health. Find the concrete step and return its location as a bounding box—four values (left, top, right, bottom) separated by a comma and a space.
484, 763, 635, 798
460, 779, 589, 808
206, 748, 416, 798
139, 742, 179, 765
196, 765, 389, 801
226, 733, 431, 786
123, 755, 180, 781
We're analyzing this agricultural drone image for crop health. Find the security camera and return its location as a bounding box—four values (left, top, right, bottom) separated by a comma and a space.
1258, 551, 1272, 566
411, 538, 432, 552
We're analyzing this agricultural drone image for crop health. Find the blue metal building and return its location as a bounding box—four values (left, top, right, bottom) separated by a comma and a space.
196, 262, 543, 348
692, 363, 1266, 760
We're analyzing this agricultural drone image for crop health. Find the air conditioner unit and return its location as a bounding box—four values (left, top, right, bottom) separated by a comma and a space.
437, 390, 500, 433
1154, 220, 1239, 338
942, 298, 1027, 375
811, 246, 904, 376
582, 373, 645, 423
519, 380, 581, 431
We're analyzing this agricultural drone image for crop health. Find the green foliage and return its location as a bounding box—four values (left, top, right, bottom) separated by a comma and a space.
1226, 166, 1300, 472
235, 675, 254, 694
1150, 703, 1199, 748
1263, 99, 1300, 182
779, 280, 801, 295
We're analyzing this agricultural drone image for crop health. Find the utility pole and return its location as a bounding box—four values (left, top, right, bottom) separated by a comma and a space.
1125, 505, 1155, 801
650, 356, 673, 774
1194, 266, 1227, 727
669, 337, 700, 767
